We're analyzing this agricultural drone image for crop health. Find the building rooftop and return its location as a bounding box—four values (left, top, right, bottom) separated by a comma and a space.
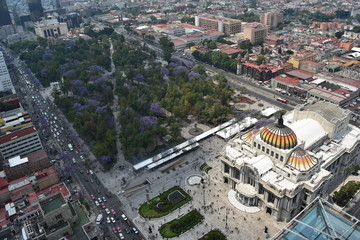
272, 198, 360, 240
8, 156, 29, 167
273, 75, 300, 86
0, 126, 37, 145
301, 101, 348, 123
41, 195, 64, 214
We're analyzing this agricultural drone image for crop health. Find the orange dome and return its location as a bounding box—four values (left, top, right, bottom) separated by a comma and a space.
260, 115, 297, 149
287, 148, 317, 171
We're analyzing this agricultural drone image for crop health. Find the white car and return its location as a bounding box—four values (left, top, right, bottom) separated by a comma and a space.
121, 214, 127, 221
132, 227, 138, 234
106, 217, 110, 224
102, 196, 106, 202
72, 158, 76, 164
105, 208, 110, 215
111, 217, 115, 223
95, 201, 99, 207
98, 197, 102, 203
119, 233, 124, 239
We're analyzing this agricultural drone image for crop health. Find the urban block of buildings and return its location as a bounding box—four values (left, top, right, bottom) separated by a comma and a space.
195, 14, 242, 35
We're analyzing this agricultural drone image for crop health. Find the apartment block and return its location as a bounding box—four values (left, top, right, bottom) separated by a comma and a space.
260, 11, 283, 29
243, 23, 268, 43
195, 15, 242, 35
0, 126, 43, 160
0, 51, 13, 92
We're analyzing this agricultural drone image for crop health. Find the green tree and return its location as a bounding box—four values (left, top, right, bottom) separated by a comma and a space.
286, 50, 294, 55
335, 31, 344, 39
256, 55, 265, 65
159, 36, 174, 62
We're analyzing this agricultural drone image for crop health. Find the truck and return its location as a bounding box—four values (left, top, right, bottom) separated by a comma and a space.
96, 214, 103, 225
68, 144, 73, 151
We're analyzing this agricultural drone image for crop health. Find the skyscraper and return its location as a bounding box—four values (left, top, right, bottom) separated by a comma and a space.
0, 51, 14, 92
0, 0, 12, 26
27, 0, 44, 22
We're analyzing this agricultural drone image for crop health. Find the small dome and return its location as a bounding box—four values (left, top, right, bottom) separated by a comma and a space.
287, 148, 317, 171
241, 129, 259, 143
260, 115, 297, 149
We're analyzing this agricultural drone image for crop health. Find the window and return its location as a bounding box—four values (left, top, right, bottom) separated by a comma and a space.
271, 151, 274, 157
253, 142, 256, 147
55, 214, 63, 220
275, 153, 279, 159
262, 146, 265, 152
258, 144, 260, 149
266, 149, 269, 154
280, 156, 284, 162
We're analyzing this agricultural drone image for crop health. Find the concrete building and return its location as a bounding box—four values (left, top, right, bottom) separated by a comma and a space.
260, 11, 283, 29
288, 51, 317, 69
34, 17, 68, 38
221, 101, 360, 221
0, 126, 43, 160
27, 0, 44, 22
195, 14, 242, 35
39, 192, 78, 240
0, 51, 13, 92
243, 23, 268, 43
3, 149, 50, 181
0, 0, 12, 26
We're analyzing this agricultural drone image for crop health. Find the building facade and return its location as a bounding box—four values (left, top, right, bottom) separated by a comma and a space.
27, 0, 44, 22
0, 126, 43, 160
220, 102, 360, 221
0, 51, 13, 92
260, 11, 283, 29
0, 0, 12, 26
34, 17, 68, 38
243, 23, 268, 43
195, 15, 242, 35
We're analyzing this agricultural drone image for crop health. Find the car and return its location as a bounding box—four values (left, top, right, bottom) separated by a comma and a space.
95, 201, 99, 207
98, 198, 102, 203
86, 170, 90, 174
96, 180, 100, 185
106, 217, 110, 224
126, 220, 131, 226
119, 233, 124, 240
89, 170, 94, 175
79, 170, 84, 174
102, 204, 106, 209
116, 226, 121, 233
96, 189, 101, 194
112, 227, 117, 233
111, 217, 115, 223
121, 214, 127, 221
106, 192, 112, 198
132, 227, 138, 234
102, 197, 106, 202
111, 209, 116, 214
114, 214, 120, 220
72, 158, 76, 164
90, 194, 95, 200
124, 228, 130, 234
105, 208, 110, 215
80, 155, 84, 161
90, 179, 94, 183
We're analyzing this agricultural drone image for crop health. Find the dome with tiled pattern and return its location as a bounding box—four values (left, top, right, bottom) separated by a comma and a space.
287, 148, 317, 171
260, 115, 297, 150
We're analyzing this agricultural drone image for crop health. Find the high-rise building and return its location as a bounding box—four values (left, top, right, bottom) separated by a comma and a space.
0, 51, 13, 92
195, 15, 242, 35
0, 0, 12, 26
27, 0, 44, 22
260, 11, 283, 29
243, 23, 269, 43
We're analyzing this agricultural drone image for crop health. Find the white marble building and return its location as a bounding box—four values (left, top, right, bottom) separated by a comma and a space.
220, 101, 360, 221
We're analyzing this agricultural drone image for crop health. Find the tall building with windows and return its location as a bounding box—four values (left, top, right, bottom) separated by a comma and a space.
260, 11, 283, 29
243, 23, 268, 43
0, 0, 12, 26
0, 51, 13, 92
195, 14, 242, 35
221, 101, 360, 221
27, 0, 44, 22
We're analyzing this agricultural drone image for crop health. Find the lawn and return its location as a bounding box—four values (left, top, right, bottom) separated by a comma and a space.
138, 186, 191, 218
159, 210, 204, 238
199, 229, 227, 240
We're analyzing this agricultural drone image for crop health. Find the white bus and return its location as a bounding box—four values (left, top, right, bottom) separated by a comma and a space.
96, 214, 103, 225
68, 144, 73, 151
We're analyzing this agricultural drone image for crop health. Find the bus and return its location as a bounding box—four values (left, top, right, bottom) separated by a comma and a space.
96, 214, 103, 225
276, 98, 287, 104
68, 144, 73, 151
